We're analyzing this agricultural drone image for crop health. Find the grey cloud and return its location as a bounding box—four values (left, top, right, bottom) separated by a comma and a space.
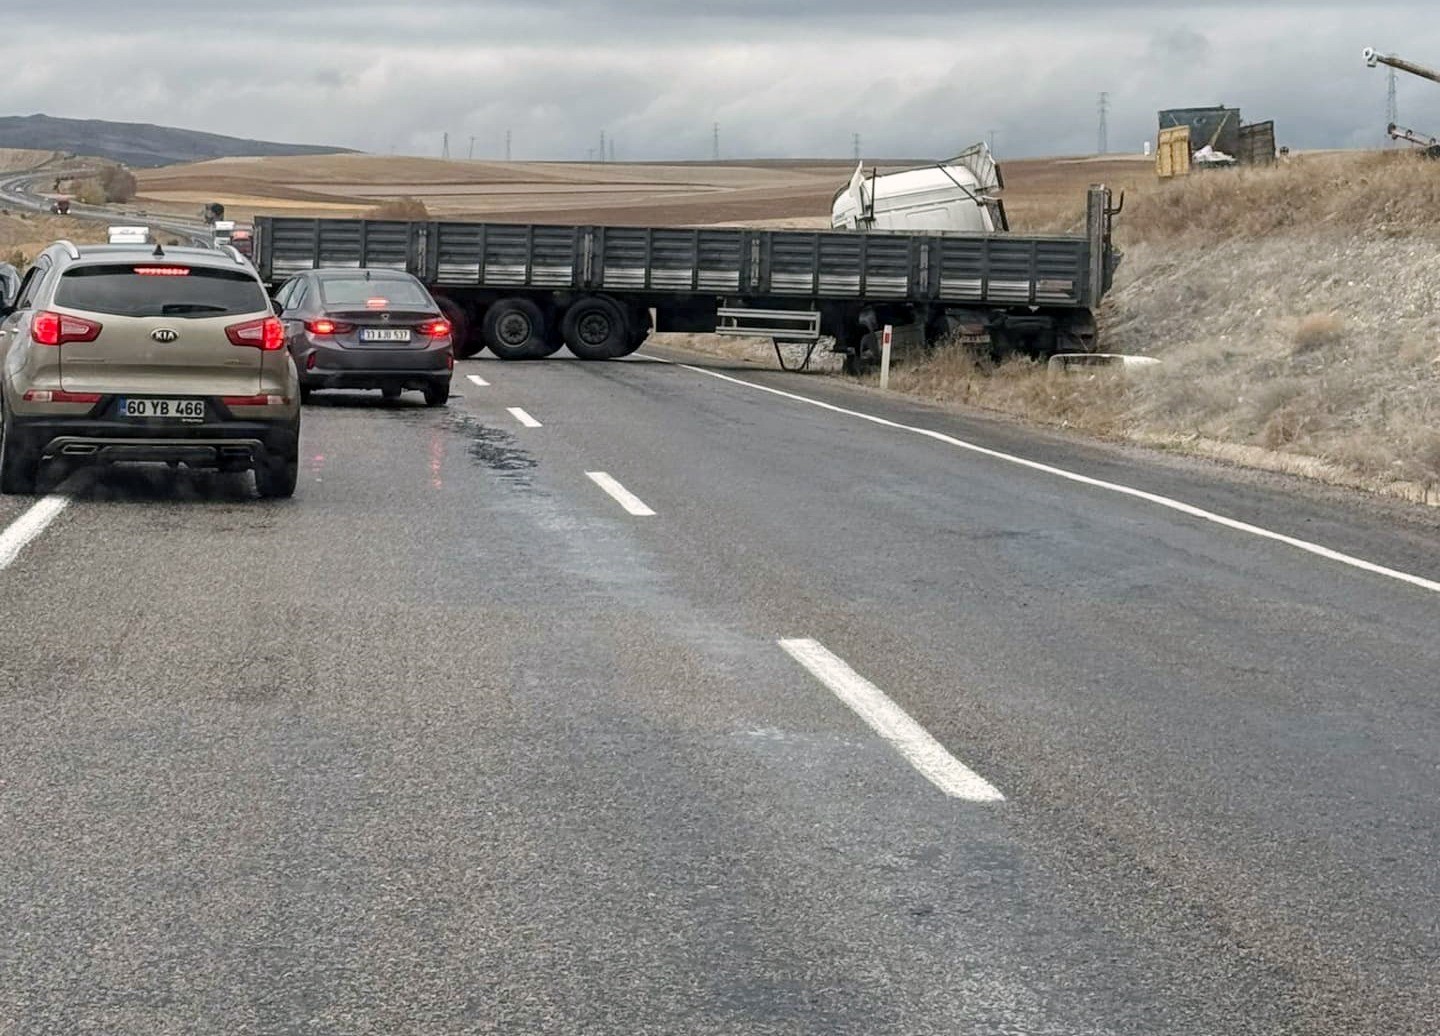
5, 3, 1438, 161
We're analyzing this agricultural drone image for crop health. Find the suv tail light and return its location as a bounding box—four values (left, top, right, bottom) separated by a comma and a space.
226, 316, 285, 351
221, 394, 290, 407
305, 319, 355, 336
31, 311, 102, 346
418, 319, 452, 338
22, 389, 101, 404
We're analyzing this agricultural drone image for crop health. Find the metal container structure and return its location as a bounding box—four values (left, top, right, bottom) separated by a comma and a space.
1158, 107, 1242, 157
1237, 122, 1277, 166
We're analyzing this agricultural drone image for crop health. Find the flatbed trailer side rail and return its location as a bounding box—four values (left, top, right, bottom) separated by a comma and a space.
254, 186, 1114, 311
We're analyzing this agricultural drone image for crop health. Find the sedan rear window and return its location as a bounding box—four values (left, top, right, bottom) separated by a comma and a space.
319, 278, 431, 307
54, 265, 269, 319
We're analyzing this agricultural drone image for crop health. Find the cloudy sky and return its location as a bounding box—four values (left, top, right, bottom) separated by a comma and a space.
9, 1, 1440, 160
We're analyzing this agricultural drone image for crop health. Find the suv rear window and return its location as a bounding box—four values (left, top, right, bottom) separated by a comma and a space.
54, 264, 269, 319
319, 278, 431, 307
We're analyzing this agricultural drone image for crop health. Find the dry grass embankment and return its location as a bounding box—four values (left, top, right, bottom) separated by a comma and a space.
883, 151, 1440, 504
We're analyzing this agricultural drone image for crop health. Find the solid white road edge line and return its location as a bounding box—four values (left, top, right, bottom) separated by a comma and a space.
0, 493, 70, 570
779, 637, 1005, 802
466, 374, 490, 388
507, 407, 542, 428
639, 356, 1440, 598
586, 471, 656, 516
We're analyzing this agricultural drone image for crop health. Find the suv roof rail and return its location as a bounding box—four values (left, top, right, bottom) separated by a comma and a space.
55, 240, 81, 260
218, 244, 247, 265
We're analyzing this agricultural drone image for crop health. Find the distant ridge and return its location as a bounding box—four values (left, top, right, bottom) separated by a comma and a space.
0, 113, 356, 168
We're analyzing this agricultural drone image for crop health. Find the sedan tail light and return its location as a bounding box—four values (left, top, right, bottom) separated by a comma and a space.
305, 319, 355, 336
31, 311, 102, 346
226, 316, 285, 351
418, 319, 452, 338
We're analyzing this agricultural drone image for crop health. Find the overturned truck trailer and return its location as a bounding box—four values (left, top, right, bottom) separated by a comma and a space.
252, 185, 1121, 373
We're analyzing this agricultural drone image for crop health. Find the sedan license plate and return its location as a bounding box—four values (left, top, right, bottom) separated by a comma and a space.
360, 328, 412, 343
120, 397, 205, 422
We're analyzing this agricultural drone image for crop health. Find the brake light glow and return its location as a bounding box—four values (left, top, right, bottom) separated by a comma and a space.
418, 319, 452, 338
221, 394, 289, 407
226, 316, 285, 351
134, 266, 191, 276
305, 319, 355, 336
22, 389, 102, 404
365, 297, 389, 309
31, 311, 103, 346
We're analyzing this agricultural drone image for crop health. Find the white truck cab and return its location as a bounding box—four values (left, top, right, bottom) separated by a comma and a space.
832, 142, 1006, 234
106, 225, 150, 245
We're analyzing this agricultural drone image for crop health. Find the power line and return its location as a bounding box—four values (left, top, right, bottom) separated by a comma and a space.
1097, 92, 1110, 155
712, 122, 720, 161
468, 136, 475, 161
599, 130, 607, 164
608, 138, 616, 163
441, 132, 450, 160
505, 129, 512, 162
853, 132, 861, 162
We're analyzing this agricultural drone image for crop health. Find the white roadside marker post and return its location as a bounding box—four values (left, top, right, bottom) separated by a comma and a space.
879, 324, 893, 390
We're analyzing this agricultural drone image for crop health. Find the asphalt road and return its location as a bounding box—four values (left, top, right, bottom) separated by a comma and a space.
0, 169, 213, 245
3, 347, 1439, 1034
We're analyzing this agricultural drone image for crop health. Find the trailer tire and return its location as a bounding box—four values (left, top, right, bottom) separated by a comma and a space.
561, 296, 630, 360
483, 298, 549, 360
614, 303, 652, 357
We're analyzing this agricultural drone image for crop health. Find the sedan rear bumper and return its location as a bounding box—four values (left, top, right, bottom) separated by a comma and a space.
302, 367, 451, 392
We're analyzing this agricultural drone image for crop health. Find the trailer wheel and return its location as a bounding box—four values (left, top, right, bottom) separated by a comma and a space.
436, 297, 480, 359
562, 296, 630, 360
483, 298, 549, 360
612, 303, 652, 357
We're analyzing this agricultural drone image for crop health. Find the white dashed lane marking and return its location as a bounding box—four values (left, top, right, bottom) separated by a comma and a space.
586, 472, 656, 517
779, 637, 1004, 802
0, 492, 71, 571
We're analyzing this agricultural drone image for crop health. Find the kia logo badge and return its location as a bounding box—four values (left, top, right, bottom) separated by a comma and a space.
151, 328, 179, 343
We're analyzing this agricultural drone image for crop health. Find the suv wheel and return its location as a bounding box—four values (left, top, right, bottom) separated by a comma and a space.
0, 399, 39, 495
255, 427, 299, 499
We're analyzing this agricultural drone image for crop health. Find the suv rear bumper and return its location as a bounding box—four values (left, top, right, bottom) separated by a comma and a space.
13, 416, 298, 468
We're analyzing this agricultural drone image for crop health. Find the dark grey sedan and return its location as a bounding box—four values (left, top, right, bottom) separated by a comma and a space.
274, 269, 453, 406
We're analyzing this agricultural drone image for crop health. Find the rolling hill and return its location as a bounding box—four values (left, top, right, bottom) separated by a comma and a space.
0, 114, 355, 168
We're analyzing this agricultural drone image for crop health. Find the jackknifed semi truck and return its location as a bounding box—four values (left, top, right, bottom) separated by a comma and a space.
251, 184, 1120, 373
